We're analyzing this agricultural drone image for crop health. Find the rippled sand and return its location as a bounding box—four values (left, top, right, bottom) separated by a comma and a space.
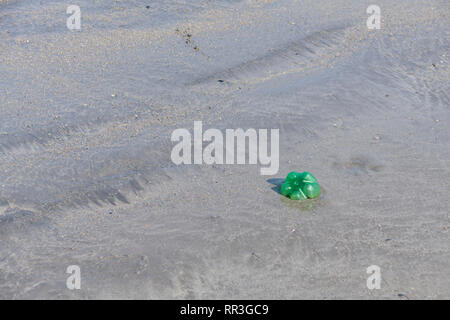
0, 0, 449, 299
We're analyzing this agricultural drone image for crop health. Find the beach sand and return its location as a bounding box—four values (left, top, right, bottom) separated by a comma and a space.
0, 0, 449, 299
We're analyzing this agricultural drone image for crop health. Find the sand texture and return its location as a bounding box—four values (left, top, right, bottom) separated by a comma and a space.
0, 0, 449, 299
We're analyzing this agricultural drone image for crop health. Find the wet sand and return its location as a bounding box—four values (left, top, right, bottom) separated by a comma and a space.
0, 0, 449, 299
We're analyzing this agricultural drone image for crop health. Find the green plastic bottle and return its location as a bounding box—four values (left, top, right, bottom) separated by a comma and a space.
280, 171, 321, 200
